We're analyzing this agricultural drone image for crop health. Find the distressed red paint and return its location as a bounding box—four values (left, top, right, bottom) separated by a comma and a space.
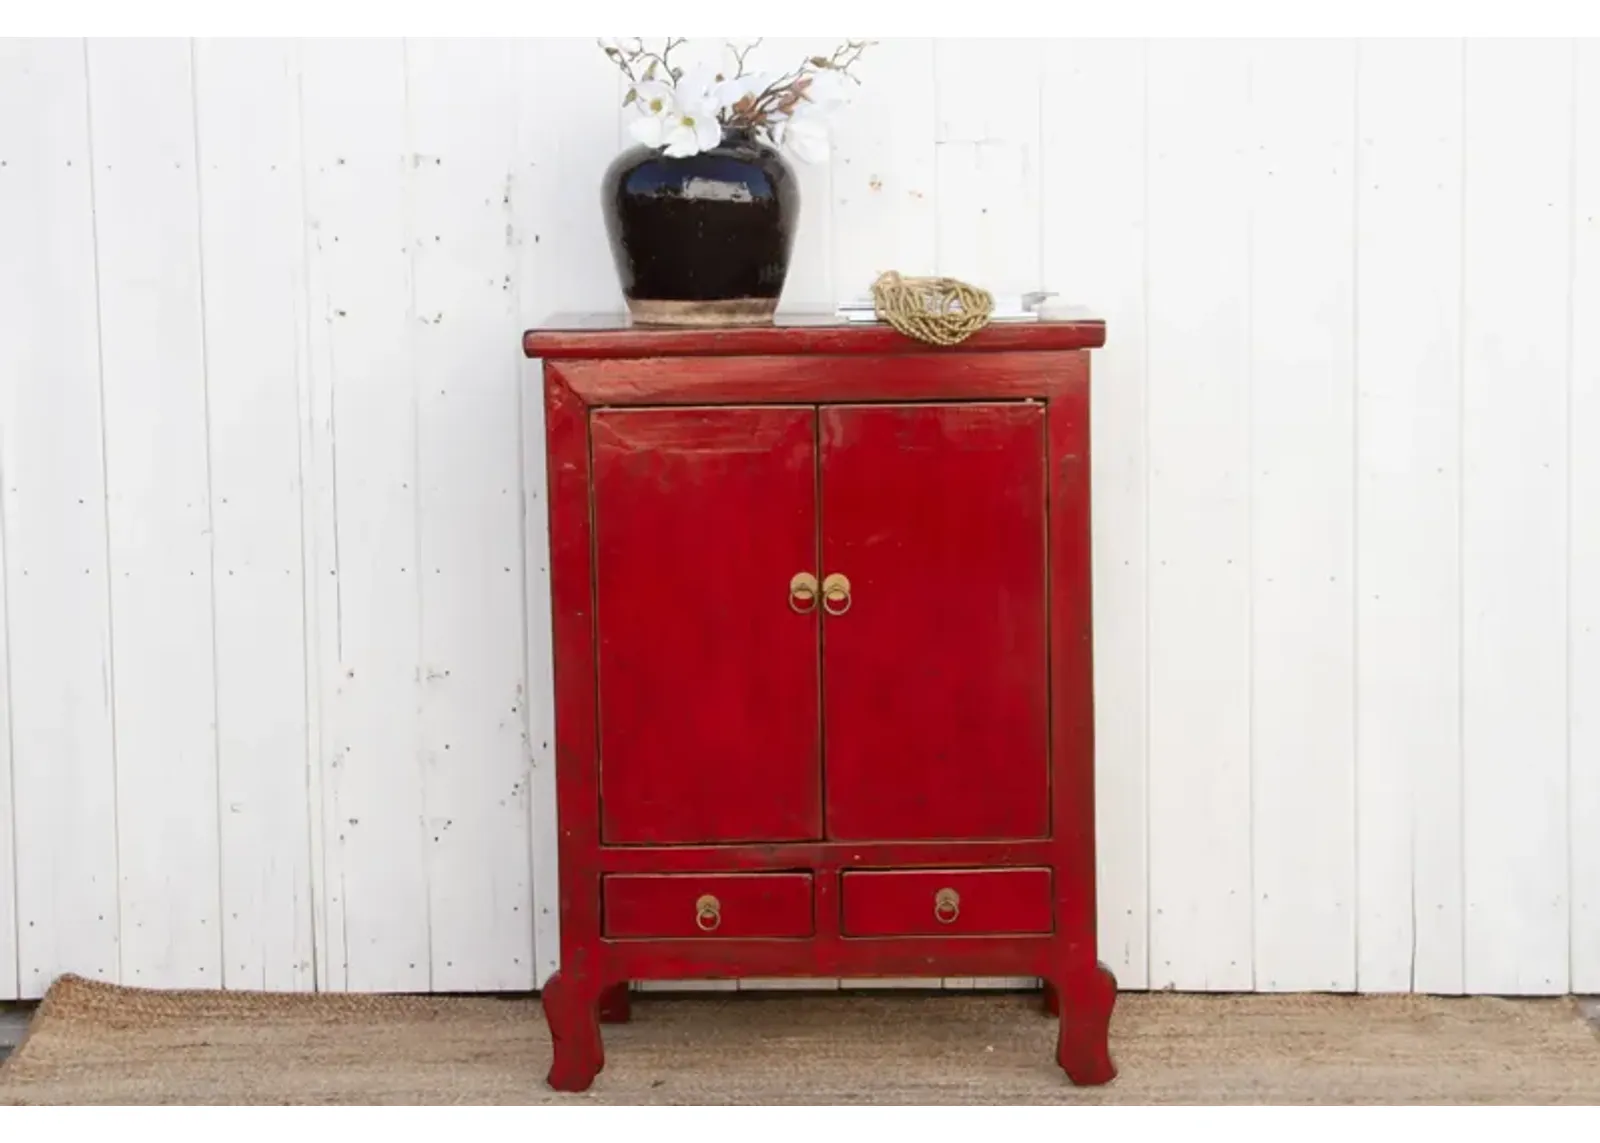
527, 313, 1116, 1093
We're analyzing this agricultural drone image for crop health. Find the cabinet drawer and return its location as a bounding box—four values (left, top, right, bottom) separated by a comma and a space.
839, 868, 1053, 937
602, 873, 814, 939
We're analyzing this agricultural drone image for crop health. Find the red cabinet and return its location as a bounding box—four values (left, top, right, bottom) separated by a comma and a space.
526, 315, 1118, 1094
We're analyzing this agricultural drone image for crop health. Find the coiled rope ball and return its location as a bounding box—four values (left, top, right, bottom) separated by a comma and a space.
870, 271, 994, 346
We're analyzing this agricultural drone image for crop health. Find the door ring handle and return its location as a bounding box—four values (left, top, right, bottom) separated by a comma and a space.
822, 572, 852, 616
789, 572, 819, 614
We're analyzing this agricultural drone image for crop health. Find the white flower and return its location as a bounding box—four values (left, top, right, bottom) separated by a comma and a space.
626, 66, 725, 158
763, 69, 852, 163
660, 64, 724, 157
661, 104, 722, 157
626, 79, 679, 149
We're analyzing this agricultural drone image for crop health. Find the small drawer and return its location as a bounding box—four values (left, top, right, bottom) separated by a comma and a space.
840, 867, 1053, 937
602, 872, 814, 939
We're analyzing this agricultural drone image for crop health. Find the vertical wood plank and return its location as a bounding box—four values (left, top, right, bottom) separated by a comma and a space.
191, 37, 316, 993
299, 38, 430, 992
934, 38, 1044, 294
1041, 39, 1150, 990
1248, 40, 1359, 992
1460, 39, 1573, 996
1354, 38, 1466, 994
296, 41, 339, 991
512, 37, 627, 988
831, 38, 938, 294
1567, 38, 1600, 994
1145, 39, 1254, 991
406, 37, 534, 992
87, 37, 223, 989
0, 38, 120, 998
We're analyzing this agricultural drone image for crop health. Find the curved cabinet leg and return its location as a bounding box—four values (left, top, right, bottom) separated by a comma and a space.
1041, 980, 1060, 1016
542, 970, 606, 1093
1052, 961, 1118, 1086
598, 981, 632, 1024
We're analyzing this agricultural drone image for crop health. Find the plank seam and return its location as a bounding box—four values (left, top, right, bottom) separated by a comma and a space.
1139, 36, 1154, 996
1350, 38, 1364, 994
1564, 37, 1580, 991
399, 38, 434, 994
1244, 44, 1258, 993
187, 35, 229, 989
510, 61, 539, 992
284, 38, 324, 995
80, 36, 125, 989
1454, 36, 1468, 991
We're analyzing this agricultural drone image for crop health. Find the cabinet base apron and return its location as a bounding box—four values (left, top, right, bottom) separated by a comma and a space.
541, 949, 1119, 1095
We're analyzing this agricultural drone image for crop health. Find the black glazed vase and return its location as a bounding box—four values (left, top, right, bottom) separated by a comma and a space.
600, 125, 799, 326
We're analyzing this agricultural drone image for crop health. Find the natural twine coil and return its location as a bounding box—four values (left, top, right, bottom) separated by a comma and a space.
870, 271, 994, 346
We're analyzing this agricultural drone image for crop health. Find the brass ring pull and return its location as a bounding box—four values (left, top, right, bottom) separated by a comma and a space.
934, 888, 960, 925
822, 572, 852, 616
695, 894, 722, 932
789, 572, 819, 614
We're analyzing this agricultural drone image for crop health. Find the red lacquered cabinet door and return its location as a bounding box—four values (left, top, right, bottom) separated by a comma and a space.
819, 402, 1049, 841
592, 407, 821, 845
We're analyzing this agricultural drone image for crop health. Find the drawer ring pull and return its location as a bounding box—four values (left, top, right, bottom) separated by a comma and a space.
822, 572, 852, 616
933, 887, 961, 925
788, 572, 819, 614
695, 894, 722, 932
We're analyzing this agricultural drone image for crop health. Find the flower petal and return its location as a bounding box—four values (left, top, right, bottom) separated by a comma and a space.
694, 114, 722, 152
631, 81, 676, 115
677, 62, 720, 100
662, 122, 701, 158
628, 114, 668, 148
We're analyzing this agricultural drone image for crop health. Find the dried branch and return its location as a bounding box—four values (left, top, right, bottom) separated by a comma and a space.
604, 37, 874, 144
729, 39, 763, 80
602, 37, 688, 89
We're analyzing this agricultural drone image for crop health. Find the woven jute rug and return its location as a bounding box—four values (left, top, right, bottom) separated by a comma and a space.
1, 973, 1596, 1104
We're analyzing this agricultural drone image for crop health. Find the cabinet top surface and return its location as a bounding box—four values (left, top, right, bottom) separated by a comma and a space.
523, 309, 1106, 360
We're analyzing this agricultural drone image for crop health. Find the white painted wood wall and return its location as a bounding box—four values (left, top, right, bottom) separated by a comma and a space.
2, 36, 1597, 1001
